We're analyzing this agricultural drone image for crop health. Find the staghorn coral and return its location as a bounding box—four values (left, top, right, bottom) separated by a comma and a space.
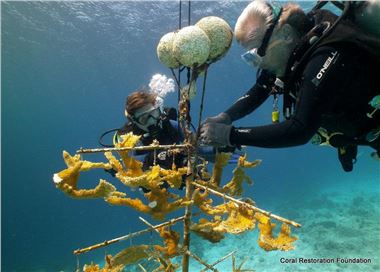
54, 129, 299, 271
255, 212, 298, 251
160, 166, 188, 189
111, 164, 188, 191
192, 188, 227, 216
62, 151, 111, 171
114, 133, 144, 177
83, 245, 149, 272
223, 155, 261, 196
83, 262, 124, 272
116, 173, 149, 189
210, 152, 231, 187
216, 202, 256, 234
53, 150, 114, 198
106, 194, 151, 214
190, 217, 225, 243
105, 155, 162, 190
106, 187, 191, 220
145, 188, 191, 220
147, 165, 164, 189
192, 200, 256, 236
53, 160, 82, 189
83, 263, 101, 272
58, 179, 116, 199
54, 160, 117, 200
104, 152, 128, 176
54, 150, 112, 190
191, 199, 258, 239
154, 227, 181, 257
107, 245, 150, 267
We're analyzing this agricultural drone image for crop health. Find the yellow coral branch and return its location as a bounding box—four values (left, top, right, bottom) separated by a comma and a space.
192, 188, 227, 215
53, 161, 82, 189
63, 150, 111, 171
255, 212, 298, 251
57, 179, 116, 199
190, 217, 225, 243
106, 188, 191, 220
210, 152, 231, 186
108, 245, 150, 266
154, 227, 180, 257
223, 154, 261, 196
192, 182, 302, 228
106, 195, 151, 214
160, 167, 188, 189
216, 202, 256, 234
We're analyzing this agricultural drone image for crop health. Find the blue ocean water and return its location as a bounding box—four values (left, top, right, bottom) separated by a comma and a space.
2, 1, 380, 271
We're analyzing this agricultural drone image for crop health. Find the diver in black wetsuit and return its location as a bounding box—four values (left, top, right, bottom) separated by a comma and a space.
99, 91, 186, 191
102, 90, 238, 192
199, 1, 380, 172
118, 91, 185, 172
118, 91, 221, 171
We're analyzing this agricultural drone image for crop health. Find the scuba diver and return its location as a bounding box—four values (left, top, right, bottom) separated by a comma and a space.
100, 90, 238, 191
199, 0, 380, 172
117, 90, 185, 171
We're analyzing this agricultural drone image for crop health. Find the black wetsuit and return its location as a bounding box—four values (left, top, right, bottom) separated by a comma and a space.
225, 13, 380, 171
228, 44, 380, 147
118, 118, 185, 171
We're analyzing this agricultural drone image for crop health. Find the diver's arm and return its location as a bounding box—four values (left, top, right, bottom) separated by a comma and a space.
230, 47, 341, 147
224, 70, 275, 122
170, 120, 237, 163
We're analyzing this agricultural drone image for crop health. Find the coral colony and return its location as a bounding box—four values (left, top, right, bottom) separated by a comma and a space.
53, 16, 301, 272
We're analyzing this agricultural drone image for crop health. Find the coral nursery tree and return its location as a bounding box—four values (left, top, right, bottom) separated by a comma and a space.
53, 15, 301, 272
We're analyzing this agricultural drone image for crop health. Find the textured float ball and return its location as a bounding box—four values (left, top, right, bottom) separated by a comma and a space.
173, 26, 210, 67
157, 32, 181, 68
196, 16, 233, 61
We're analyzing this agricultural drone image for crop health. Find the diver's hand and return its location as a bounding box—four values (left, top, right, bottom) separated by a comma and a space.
202, 112, 232, 125
199, 122, 233, 147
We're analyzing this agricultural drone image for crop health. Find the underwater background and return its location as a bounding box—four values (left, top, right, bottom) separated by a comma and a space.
2, 1, 380, 271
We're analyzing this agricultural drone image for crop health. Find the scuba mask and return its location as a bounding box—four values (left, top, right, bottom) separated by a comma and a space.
132, 104, 163, 136
241, 48, 263, 68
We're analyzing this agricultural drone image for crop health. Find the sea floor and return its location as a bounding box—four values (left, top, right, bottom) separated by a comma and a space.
8, 175, 379, 272
185, 177, 380, 272
113, 175, 380, 272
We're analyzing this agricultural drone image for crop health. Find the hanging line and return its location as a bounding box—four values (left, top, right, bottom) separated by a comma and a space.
177, 0, 182, 104
186, 0, 191, 90
173, 0, 192, 136
178, 0, 191, 87
197, 66, 208, 139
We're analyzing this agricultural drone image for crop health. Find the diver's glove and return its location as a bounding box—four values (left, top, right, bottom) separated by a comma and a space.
199, 122, 233, 147
202, 112, 232, 126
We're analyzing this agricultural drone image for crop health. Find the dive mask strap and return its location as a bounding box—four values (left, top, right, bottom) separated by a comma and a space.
257, 5, 283, 57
